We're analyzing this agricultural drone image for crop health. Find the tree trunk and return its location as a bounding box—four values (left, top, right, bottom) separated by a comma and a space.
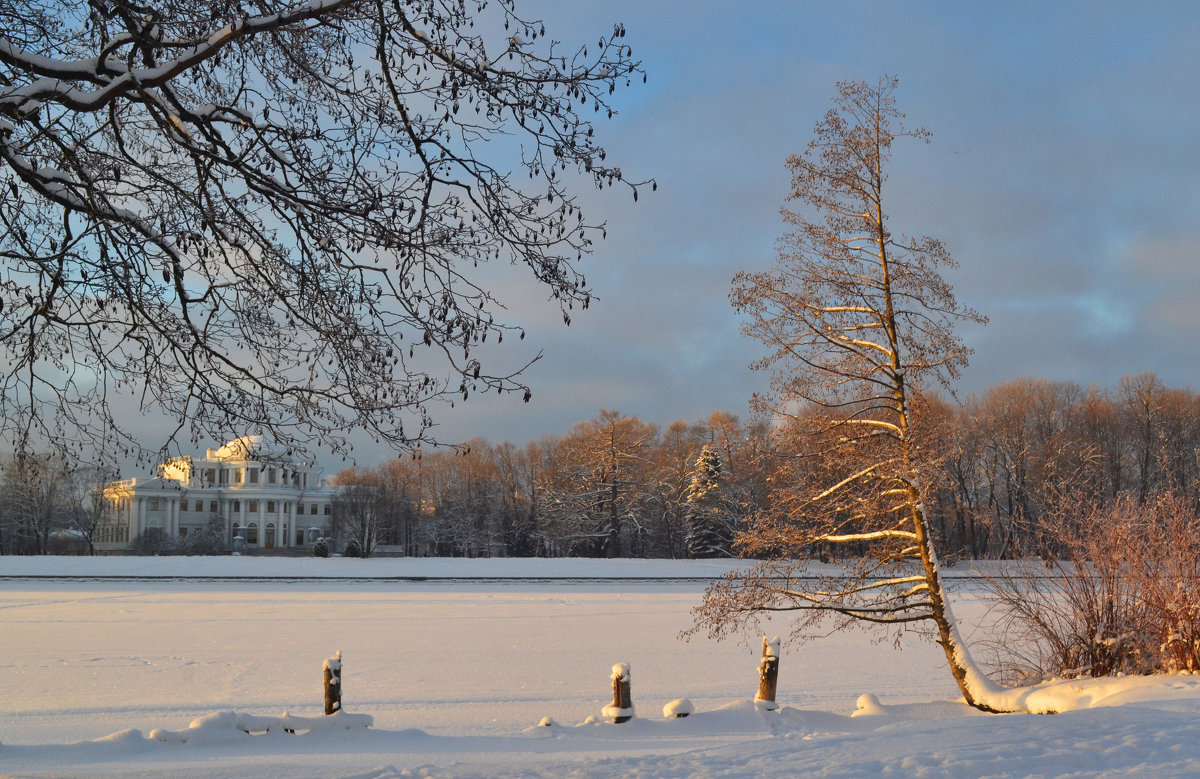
911, 500, 1012, 712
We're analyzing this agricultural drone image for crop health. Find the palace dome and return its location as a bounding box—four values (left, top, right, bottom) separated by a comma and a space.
211, 435, 290, 461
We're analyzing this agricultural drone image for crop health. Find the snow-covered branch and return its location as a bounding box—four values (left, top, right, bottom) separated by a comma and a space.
0, 0, 651, 464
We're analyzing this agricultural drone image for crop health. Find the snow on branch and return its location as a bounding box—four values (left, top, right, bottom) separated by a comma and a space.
698, 75, 1003, 712
0, 0, 651, 464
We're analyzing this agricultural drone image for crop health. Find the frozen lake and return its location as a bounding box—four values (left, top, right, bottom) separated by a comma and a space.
3, 557, 1199, 777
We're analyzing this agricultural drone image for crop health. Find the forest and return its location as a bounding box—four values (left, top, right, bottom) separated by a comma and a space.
329, 371, 1200, 561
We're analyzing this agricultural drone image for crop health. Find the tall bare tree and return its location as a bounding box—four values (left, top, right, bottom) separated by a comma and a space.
0, 0, 648, 465
689, 76, 1012, 711
330, 476, 388, 557
558, 409, 658, 557
0, 450, 68, 553
62, 463, 113, 555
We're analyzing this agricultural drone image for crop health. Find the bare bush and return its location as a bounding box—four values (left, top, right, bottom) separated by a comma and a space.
984, 493, 1200, 683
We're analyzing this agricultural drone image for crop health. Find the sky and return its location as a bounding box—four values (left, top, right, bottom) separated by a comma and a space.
382, 1, 1200, 456
110, 1, 1200, 469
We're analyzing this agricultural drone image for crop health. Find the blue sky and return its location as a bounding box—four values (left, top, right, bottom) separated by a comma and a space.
370, 1, 1200, 459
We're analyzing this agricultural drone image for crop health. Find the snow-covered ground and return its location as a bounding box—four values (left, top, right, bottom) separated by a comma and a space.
2, 557, 1199, 777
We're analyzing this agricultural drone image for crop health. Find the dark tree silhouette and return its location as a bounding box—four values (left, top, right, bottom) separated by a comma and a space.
0, 0, 649, 464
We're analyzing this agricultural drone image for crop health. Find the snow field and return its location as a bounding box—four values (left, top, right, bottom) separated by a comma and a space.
2, 558, 1200, 777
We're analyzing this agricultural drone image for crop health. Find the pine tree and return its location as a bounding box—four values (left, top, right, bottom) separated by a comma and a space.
685, 446, 732, 558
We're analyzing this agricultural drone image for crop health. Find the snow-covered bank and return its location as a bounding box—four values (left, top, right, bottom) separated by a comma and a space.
7, 695, 1200, 778
0, 554, 1039, 580
0, 555, 760, 579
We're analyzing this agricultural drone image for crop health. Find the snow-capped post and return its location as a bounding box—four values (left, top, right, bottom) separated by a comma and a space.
323, 650, 342, 715
755, 636, 780, 710
601, 662, 634, 724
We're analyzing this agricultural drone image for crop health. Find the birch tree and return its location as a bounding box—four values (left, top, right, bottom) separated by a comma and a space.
689, 76, 1015, 712
0, 0, 648, 465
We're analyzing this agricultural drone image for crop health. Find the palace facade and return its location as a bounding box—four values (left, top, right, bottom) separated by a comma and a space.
96, 435, 337, 552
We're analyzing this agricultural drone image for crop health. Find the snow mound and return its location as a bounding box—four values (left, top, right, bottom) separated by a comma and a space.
852, 692, 886, 717
119, 709, 371, 748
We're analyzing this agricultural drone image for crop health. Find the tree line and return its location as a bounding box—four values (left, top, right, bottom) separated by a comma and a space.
0, 454, 108, 555
926, 371, 1200, 560
331, 371, 1199, 561
332, 409, 772, 559
1, 371, 1191, 558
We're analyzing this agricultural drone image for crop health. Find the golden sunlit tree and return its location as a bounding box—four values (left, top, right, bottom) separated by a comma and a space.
689, 75, 1027, 712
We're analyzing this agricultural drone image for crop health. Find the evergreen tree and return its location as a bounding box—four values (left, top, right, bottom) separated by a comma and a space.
685, 446, 732, 558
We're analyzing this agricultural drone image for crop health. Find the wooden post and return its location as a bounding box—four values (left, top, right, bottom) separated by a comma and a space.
602, 662, 634, 724
755, 636, 780, 710
324, 650, 342, 715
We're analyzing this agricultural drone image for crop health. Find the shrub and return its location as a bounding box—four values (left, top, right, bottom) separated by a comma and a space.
985, 493, 1200, 682
312, 537, 330, 558
177, 516, 227, 556
130, 527, 172, 555
344, 539, 362, 558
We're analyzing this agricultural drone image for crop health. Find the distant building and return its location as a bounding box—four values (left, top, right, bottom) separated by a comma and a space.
96, 435, 336, 552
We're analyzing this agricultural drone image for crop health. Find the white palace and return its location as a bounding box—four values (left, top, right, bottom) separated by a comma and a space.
96, 435, 337, 552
